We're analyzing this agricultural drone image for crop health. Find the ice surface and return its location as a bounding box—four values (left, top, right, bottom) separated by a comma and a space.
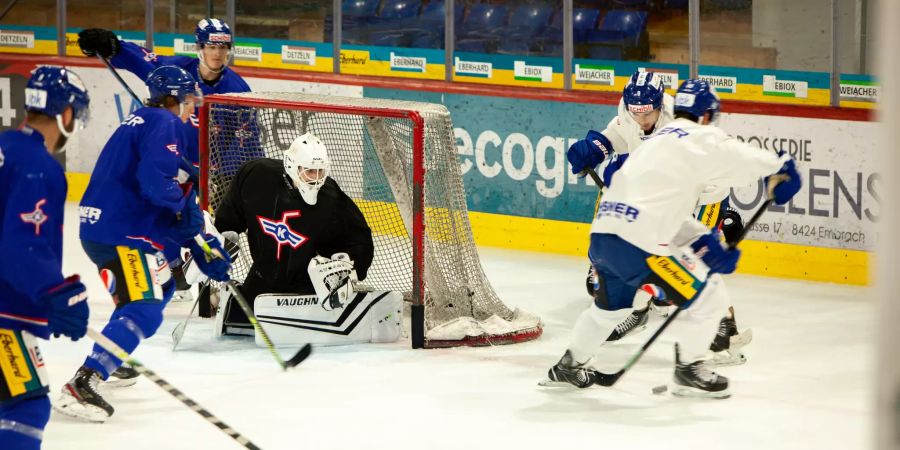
41, 203, 873, 449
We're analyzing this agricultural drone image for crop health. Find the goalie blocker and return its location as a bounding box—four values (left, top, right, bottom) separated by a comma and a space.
216, 252, 402, 346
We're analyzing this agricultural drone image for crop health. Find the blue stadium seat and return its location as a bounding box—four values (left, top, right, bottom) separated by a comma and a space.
343, 0, 380, 22
455, 4, 508, 54
598, 10, 647, 42
459, 4, 508, 37
341, 0, 381, 41
496, 4, 553, 54
508, 5, 553, 30
549, 8, 601, 42
379, 0, 421, 20
420, 0, 463, 25
585, 10, 648, 60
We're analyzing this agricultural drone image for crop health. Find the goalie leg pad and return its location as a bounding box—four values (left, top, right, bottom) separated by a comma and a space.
253, 291, 403, 347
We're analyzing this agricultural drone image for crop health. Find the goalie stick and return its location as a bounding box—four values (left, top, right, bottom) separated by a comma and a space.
84, 327, 262, 450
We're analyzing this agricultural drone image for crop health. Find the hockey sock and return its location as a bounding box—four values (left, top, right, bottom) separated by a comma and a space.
84, 314, 145, 379
568, 307, 630, 363
0, 396, 50, 450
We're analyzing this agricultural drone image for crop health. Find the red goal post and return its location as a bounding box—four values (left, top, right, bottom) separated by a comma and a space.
199, 92, 542, 348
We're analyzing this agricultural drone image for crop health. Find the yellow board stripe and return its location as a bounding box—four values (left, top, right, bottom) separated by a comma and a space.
63, 172, 871, 286
467, 209, 870, 286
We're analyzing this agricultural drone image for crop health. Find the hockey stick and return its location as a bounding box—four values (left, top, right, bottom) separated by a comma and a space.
590, 195, 774, 388
224, 281, 312, 370
99, 54, 219, 263
582, 166, 605, 188
86, 328, 262, 450
97, 55, 143, 104
171, 282, 209, 350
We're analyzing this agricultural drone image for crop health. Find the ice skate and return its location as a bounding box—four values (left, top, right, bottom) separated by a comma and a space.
105, 362, 139, 388
606, 306, 649, 341
539, 350, 603, 388
54, 366, 115, 423
672, 347, 730, 399
709, 316, 752, 366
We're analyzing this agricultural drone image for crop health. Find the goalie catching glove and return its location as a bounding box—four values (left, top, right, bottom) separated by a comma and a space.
308, 253, 358, 311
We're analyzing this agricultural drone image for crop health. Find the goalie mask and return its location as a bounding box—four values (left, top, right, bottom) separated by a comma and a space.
284, 133, 330, 205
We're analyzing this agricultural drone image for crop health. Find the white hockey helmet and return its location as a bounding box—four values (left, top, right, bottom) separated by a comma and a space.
284, 133, 330, 205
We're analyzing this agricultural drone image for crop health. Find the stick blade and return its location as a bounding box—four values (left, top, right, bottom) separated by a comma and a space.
171, 321, 187, 350
285, 343, 312, 369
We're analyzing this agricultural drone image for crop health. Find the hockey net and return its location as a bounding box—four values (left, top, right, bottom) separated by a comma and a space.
199, 93, 542, 348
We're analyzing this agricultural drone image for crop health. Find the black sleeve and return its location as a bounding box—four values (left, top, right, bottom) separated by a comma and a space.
320, 186, 374, 281
213, 161, 252, 234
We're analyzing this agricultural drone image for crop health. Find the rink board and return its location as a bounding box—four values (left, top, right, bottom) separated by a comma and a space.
66, 171, 868, 285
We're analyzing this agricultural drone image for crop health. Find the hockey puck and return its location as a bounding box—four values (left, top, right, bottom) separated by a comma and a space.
651, 385, 668, 395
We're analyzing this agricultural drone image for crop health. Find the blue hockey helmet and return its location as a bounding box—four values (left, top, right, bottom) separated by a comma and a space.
623, 71, 665, 114
146, 65, 202, 106
674, 79, 721, 123
195, 18, 232, 48
25, 66, 91, 137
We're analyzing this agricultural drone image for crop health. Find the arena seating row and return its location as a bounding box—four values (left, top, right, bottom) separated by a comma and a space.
331, 0, 650, 59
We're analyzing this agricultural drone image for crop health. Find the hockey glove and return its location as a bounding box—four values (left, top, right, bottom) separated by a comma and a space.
186, 234, 232, 282
567, 130, 613, 175
43, 275, 90, 340
765, 153, 802, 205
599, 152, 629, 187
690, 232, 741, 275
173, 190, 204, 245
720, 208, 744, 245
77, 28, 121, 58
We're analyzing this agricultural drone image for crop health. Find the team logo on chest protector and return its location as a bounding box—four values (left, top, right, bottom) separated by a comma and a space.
257, 211, 308, 260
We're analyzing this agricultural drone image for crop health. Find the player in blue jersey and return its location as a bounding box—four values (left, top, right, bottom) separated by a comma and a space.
78, 19, 261, 302
53, 66, 232, 423
76, 18, 253, 167
0, 67, 91, 450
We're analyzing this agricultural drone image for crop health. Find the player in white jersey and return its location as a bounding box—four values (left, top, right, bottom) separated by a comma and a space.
571, 72, 751, 365
548, 80, 801, 398
572, 71, 675, 327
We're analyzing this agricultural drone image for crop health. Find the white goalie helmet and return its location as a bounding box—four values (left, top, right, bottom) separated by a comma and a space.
284, 133, 330, 205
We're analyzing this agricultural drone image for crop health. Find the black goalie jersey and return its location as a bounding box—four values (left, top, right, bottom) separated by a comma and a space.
214, 158, 374, 300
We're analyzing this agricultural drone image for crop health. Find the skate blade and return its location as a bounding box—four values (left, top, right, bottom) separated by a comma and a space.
538, 379, 576, 388
710, 350, 747, 366
671, 385, 730, 399
729, 328, 753, 349
170, 290, 193, 302
53, 398, 111, 423
103, 378, 138, 388
624, 324, 648, 338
